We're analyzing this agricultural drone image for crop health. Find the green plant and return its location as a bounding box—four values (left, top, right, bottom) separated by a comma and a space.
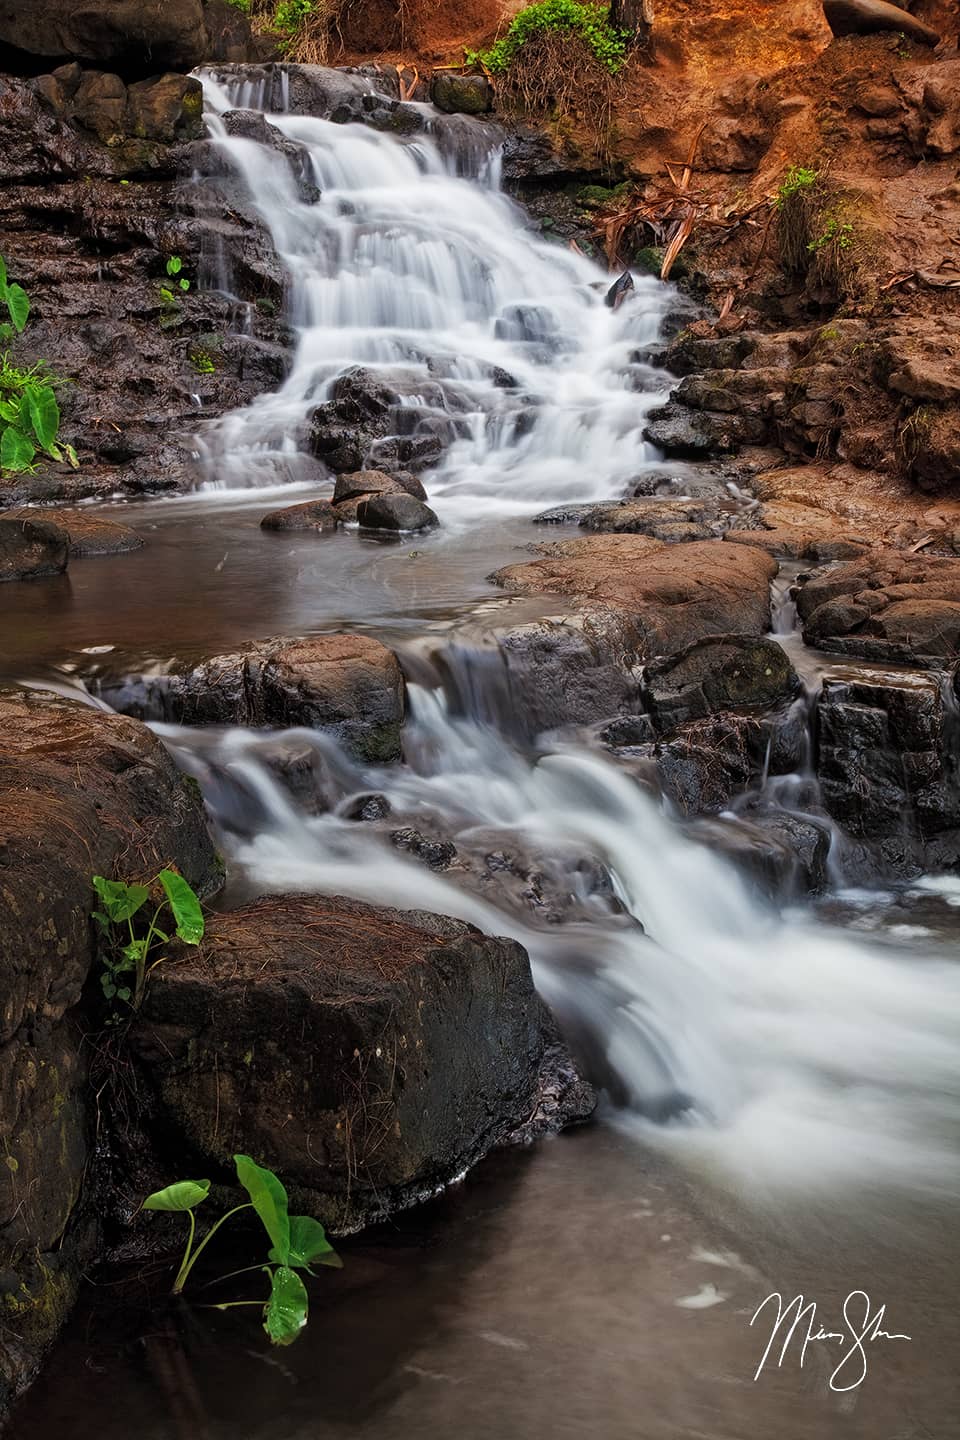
190, 348, 216, 375
142, 1154, 340, 1345
92, 869, 204, 1012
775, 165, 822, 273
274, 0, 315, 33
775, 165, 818, 207
0, 256, 76, 475
0, 254, 29, 343
468, 0, 627, 74
225, 0, 252, 10
808, 213, 854, 254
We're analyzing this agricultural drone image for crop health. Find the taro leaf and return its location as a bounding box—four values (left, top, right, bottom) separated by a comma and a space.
0, 254, 6, 291
158, 869, 204, 944
142, 1179, 211, 1212
0, 399, 20, 425
269, 1215, 340, 1271
234, 1154, 290, 1264
5, 282, 29, 333
23, 384, 59, 452
92, 875, 149, 923
64, 443, 79, 469
179, 278, 190, 291
122, 939, 147, 964
166, 256, 182, 275
0, 425, 35, 472
263, 1266, 308, 1347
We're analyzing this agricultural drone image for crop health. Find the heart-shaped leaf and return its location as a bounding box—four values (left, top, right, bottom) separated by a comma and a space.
263, 1266, 307, 1346
269, 1215, 340, 1270
142, 1179, 211, 1212
234, 1155, 290, 1264
158, 869, 204, 944
5, 282, 30, 333
92, 876, 149, 923
0, 425, 35, 472
23, 383, 59, 452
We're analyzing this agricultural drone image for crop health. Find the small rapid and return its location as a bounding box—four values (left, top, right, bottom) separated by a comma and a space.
157, 680, 960, 1216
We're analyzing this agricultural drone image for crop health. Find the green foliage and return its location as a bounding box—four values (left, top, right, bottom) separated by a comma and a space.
225, 0, 252, 10
190, 348, 216, 375
0, 256, 74, 475
274, 0, 315, 34
469, 1, 628, 75
808, 213, 854, 254
775, 165, 818, 208
165, 255, 191, 292
141, 1154, 340, 1346
91, 869, 204, 1014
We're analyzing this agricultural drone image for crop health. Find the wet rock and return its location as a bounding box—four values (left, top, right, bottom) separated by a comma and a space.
689, 812, 830, 897
220, 109, 318, 201
816, 673, 960, 840
0, 686, 218, 1407
823, 0, 940, 45
643, 401, 767, 456
646, 713, 762, 815
0, 516, 69, 581
357, 494, 438, 533
130, 895, 594, 1231
642, 636, 800, 731
333, 469, 426, 503
605, 270, 634, 311
797, 552, 960, 663
106, 634, 406, 762
490, 537, 776, 662
6, 508, 144, 557
342, 792, 392, 822
0, 0, 210, 72
579, 498, 724, 543
391, 828, 458, 870
430, 74, 493, 116
259, 499, 339, 532
311, 368, 460, 476
532, 504, 598, 525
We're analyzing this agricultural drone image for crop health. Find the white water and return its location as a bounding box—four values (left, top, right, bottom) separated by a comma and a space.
129, 74, 960, 1218
158, 686, 960, 1214
197, 74, 672, 514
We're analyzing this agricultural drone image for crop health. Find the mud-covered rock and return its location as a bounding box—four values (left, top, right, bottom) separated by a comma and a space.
490, 536, 776, 662
798, 552, 960, 663
105, 633, 405, 762
130, 895, 594, 1230
0, 516, 69, 581
6, 508, 144, 557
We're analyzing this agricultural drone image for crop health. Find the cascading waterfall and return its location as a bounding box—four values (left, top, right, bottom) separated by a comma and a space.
93, 72, 960, 1215
196, 73, 672, 512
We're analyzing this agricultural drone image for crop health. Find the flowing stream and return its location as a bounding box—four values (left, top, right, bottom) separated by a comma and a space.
11, 71, 960, 1440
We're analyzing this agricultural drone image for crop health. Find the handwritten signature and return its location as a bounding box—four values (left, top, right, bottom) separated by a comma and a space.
750, 1291, 911, 1392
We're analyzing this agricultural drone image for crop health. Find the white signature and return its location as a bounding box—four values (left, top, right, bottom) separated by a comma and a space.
750, 1291, 911, 1392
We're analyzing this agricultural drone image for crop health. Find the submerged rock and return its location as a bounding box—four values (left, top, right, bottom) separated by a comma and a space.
131, 895, 595, 1231
0, 516, 69, 581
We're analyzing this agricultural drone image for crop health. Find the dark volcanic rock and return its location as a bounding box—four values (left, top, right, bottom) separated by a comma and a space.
357, 494, 438, 532
6, 508, 144, 557
643, 636, 800, 731
0, 687, 218, 1412
0, 0, 210, 72
579, 498, 725, 543
130, 895, 594, 1231
0, 515, 69, 580
431, 74, 493, 116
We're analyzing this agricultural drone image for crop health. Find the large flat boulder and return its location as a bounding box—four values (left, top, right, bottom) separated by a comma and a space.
0, 516, 69, 581
105, 634, 406, 763
490, 537, 776, 661
0, 687, 218, 1412
797, 552, 960, 663
6, 507, 143, 557
131, 895, 594, 1230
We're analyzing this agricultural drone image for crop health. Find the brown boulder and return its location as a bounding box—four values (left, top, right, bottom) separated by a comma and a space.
7, 508, 143, 557
798, 552, 960, 662
490, 537, 776, 660
0, 516, 69, 581
333, 469, 427, 503
0, 686, 218, 1406
105, 634, 406, 762
259, 498, 339, 532
131, 895, 594, 1230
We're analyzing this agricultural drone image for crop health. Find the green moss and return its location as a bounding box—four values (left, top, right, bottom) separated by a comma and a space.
633, 245, 664, 276
468, 1, 628, 74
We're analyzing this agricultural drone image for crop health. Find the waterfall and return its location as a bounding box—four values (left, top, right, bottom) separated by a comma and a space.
195, 72, 672, 511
